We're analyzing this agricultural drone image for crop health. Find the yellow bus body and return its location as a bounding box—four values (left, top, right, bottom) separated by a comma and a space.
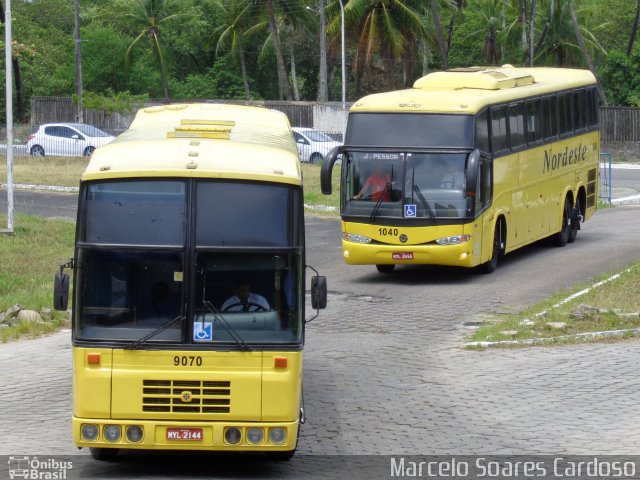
329, 66, 599, 270
71, 104, 307, 456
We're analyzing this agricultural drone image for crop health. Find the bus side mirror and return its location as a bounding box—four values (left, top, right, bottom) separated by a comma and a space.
320, 146, 344, 195
54, 272, 70, 311
311, 275, 327, 310
465, 149, 480, 198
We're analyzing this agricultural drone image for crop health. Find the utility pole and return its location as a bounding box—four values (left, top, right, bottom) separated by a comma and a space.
3, 0, 14, 234
74, 0, 83, 123
318, 0, 327, 102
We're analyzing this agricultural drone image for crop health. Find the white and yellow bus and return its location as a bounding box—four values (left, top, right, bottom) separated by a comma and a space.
54, 103, 326, 460
321, 65, 599, 273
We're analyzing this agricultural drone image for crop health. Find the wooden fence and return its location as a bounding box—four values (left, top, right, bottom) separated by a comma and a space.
28, 97, 640, 143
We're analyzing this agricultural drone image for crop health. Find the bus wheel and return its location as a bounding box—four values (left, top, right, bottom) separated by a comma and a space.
481, 224, 502, 274
376, 264, 395, 274
89, 447, 119, 461
553, 197, 572, 247
568, 198, 581, 243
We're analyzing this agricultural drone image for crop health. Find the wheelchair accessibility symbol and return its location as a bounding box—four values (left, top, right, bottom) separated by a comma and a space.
404, 204, 417, 218
193, 322, 213, 342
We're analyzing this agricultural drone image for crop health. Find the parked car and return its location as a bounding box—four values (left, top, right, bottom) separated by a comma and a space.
292, 127, 342, 164
26, 123, 115, 157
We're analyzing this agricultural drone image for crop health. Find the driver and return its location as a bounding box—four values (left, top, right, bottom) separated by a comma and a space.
221, 279, 271, 312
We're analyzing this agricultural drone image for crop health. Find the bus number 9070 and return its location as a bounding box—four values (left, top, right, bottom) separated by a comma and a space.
378, 228, 399, 237
174, 356, 203, 367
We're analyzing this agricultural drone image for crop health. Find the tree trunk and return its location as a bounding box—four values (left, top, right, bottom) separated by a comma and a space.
239, 51, 251, 100
520, 0, 527, 56
429, 0, 448, 69
266, 0, 293, 100
567, 0, 608, 105
286, 24, 300, 101
627, 0, 640, 55
528, 0, 536, 66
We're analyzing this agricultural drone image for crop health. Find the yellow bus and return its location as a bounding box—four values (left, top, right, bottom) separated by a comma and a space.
54, 103, 327, 460
321, 65, 599, 273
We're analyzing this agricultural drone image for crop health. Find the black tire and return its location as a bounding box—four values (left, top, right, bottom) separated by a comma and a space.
376, 264, 395, 274
553, 197, 572, 247
30, 145, 45, 156
568, 198, 580, 243
309, 152, 323, 164
84, 146, 96, 156
89, 447, 119, 460
480, 224, 502, 274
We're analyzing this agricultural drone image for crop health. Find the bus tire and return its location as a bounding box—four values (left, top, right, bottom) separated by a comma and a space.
568, 198, 580, 243
553, 197, 572, 247
480, 222, 503, 274
376, 264, 395, 274
89, 447, 119, 460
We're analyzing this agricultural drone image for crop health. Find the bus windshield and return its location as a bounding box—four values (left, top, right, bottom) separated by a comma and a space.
74, 179, 303, 346
345, 151, 469, 219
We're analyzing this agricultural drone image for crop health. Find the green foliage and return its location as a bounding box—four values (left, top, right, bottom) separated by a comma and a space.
171, 57, 256, 100
599, 48, 640, 106
73, 89, 149, 115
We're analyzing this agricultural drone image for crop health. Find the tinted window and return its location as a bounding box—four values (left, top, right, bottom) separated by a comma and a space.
525, 99, 542, 144
542, 96, 558, 140
83, 181, 186, 245
196, 182, 299, 247
573, 90, 586, 131
508, 103, 525, 149
346, 113, 474, 148
490, 106, 508, 154
475, 110, 490, 153
558, 93, 572, 135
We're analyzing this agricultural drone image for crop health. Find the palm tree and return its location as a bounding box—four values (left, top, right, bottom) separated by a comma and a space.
124, 0, 193, 101
327, 0, 430, 94
209, 0, 254, 99
628, 0, 640, 56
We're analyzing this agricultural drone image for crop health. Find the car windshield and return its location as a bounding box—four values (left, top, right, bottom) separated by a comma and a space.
73, 124, 112, 137
304, 130, 335, 142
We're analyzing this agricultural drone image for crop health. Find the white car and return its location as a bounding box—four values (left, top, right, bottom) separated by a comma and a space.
292, 127, 342, 164
26, 123, 115, 157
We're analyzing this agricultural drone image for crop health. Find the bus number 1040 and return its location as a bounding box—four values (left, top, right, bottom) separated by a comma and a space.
378, 228, 399, 236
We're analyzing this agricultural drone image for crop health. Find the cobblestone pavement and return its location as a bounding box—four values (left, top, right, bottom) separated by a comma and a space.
0, 207, 639, 476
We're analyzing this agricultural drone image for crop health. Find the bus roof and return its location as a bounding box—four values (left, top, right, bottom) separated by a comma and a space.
350, 66, 596, 114
84, 103, 302, 185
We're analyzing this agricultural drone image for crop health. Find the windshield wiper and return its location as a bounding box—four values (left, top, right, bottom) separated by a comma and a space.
202, 301, 252, 351
124, 314, 185, 350
369, 182, 392, 221
413, 184, 435, 219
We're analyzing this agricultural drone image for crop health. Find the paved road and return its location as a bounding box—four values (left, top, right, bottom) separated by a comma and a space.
1, 178, 640, 478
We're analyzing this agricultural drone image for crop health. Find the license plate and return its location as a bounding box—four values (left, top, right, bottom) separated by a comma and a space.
392, 252, 413, 260
166, 427, 203, 441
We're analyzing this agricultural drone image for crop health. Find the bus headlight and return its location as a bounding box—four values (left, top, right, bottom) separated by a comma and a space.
103, 425, 121, 443
247, 428, 264, 444
81, 424, 99, 441
435, 234, 471, 245
126, 425, 144, 443
224, 427, 242, 445
343, 233, 372, 243
268, 428, 286, 445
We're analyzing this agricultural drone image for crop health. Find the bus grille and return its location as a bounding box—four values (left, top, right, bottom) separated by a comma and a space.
142, 379, 231, 414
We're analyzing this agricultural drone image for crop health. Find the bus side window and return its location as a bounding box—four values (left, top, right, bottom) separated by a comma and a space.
475, 159, 492, 214
475, 109, 490, 153
490, 106, 508, 155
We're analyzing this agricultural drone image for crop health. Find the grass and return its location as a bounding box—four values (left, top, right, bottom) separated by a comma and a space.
0, 213, 74, 342
467, 262, 640, 348
0, 155, 87, 187
300, 162, 341, 213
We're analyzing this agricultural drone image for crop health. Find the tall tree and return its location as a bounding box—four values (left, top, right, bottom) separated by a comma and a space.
0, 0, 28, 122
566, 0, 607, 105
209, 0, 253, 99
628, 0, 640, 56
124, 0, 193, 101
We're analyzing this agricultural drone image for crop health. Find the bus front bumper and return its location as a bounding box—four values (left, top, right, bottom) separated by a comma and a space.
73, 417, 299, 452
341, 240, 478, 268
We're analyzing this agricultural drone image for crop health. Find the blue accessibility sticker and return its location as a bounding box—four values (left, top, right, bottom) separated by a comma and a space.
404, 204, 417, 217
193, 322, 213, 342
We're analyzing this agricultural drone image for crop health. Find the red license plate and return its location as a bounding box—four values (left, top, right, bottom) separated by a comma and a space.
166, 427, 203, 441
392, 252, 413, 260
